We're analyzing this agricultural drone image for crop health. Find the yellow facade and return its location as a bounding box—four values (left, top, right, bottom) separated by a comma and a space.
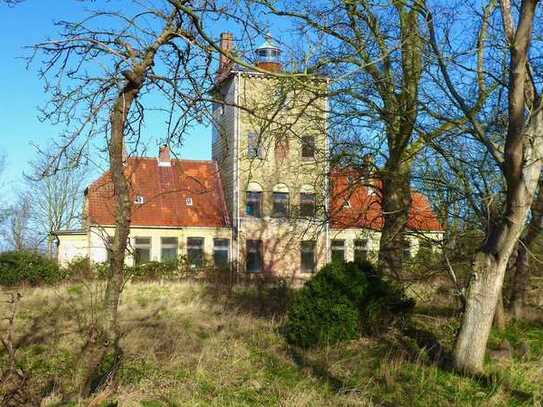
57, 69, 443, 276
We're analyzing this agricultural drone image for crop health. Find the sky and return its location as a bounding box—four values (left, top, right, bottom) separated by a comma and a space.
0, 1, 212, 201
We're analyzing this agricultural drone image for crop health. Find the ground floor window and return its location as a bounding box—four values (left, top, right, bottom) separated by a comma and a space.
134, 237, 151, 266
213, 238, 230, 268
300, 241, 316, 273
246, 240, 263, 273
187, 237, 204, 268
161, 237, 178, 262
331, 239, 345, 263
354, 239, 368, 263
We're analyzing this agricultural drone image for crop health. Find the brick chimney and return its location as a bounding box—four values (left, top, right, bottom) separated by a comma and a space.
158, 144, 171, 167
218, 32, 233, 73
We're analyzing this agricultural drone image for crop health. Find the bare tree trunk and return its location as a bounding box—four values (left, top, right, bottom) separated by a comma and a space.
510, 246, 530, 319
454, 113, 543, 373
378, 162, 412, 279
493, 291, 506, 331
78, 78, 140, 397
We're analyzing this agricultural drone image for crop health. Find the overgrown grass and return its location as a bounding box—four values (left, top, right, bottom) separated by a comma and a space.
1, 281, 542, 406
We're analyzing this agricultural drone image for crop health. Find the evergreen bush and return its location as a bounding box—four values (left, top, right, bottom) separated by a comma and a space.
0, 251, 64, 286
284, 261, 415, 347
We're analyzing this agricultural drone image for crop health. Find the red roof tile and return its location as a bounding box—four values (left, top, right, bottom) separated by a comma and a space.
86, 158, 230, 228
330, 168, 443, 232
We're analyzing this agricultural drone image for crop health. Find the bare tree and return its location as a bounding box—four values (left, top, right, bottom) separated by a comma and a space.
24, 154, 86, 258
3, 195, 38, 251
28, 1, 235, 395
426, 0, 543, 373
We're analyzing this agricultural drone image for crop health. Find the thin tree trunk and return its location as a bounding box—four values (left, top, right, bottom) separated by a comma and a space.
509, 178, 543, 319
493, 291, 506, 331
510, 245, 530, 319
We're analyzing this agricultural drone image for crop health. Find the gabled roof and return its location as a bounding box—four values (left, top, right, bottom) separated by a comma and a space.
86, 158, 230, 228
330, 168, 443, 232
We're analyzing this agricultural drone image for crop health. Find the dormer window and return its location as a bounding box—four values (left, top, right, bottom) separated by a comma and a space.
186, 197, 193, 206
134, 195, 144, 205
343, 199, 351, 209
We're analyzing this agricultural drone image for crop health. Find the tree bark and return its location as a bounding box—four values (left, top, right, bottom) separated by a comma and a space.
454, 111, 543, 374
493, 291, 506, 331
378, 161, 412, 279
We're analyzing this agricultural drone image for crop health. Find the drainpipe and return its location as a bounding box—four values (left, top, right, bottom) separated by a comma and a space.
235, 73, 241, 274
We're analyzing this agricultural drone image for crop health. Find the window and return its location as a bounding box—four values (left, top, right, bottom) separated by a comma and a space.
213, 238, 230, 268
186, 197, 193, 206
301, 135, 315, 159
134, 237, 151, 266
134, 195, 144, 205
187, 237, 204, 268
248, 132, 263, 159
272, 192, 289, 217
161, 237, 178, 263
354, 239, 368, 263
246, 240, 263, 273
246, 191, 262, 217
300, 193, 316, 217
300, 241, 316, 273
331, 240, 345, 263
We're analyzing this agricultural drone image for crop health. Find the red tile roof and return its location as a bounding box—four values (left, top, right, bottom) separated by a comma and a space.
330, 168, 443, 232
86, 159, 441, 232
86, 158, 230, 228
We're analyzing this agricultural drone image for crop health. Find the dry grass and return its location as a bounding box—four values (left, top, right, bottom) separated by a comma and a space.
1, 281, 542, 406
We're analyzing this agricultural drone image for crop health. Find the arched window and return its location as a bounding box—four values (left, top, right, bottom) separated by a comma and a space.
272, 183, 289, 218
246, 182, 263, 218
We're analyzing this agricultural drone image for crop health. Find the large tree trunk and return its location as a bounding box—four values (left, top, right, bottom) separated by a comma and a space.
378, 161, 412, 279
454, 114, 543, 374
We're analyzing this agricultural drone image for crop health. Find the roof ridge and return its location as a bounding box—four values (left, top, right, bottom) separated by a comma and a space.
128, 156, 216, 164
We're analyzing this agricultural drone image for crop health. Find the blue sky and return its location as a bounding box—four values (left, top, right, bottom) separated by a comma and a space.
0, 1, 212, 199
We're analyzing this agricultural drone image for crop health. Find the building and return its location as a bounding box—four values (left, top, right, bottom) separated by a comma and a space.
56, 33, 443, 278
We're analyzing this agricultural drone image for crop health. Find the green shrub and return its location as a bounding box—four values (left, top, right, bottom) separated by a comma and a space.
62, 256, 94, 280
284, 261, 415, 348
0, 251, 64, 286
126, 261, 180, 281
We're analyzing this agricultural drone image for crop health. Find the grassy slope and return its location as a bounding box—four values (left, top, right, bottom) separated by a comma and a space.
1, 281, 542, 406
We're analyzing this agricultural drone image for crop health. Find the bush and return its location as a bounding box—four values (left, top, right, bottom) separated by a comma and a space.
62, 256, 94, 280
0, 251, 64, 286
126, 261, 180, 281
284, 261, 415, 348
